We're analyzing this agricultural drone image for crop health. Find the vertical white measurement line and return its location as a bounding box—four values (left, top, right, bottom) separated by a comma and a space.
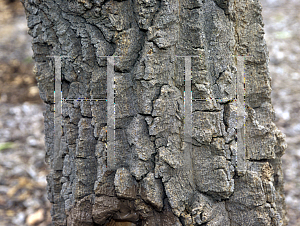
53, 56, 62, 170
236, 56, 246, 176
184, 56, 192, 163
183, 56, 194, 188
175, 55, 201, 188
107, 56, 115, 170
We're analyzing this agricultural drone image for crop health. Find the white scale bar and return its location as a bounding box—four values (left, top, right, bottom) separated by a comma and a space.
50, 55, 120, 170
184, 56, 192, 168
235, 56, 247, 175
51, 56, 64, 170
106, 56, 115, 170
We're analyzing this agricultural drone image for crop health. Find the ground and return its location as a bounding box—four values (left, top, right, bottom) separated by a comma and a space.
0, 0, 299, 225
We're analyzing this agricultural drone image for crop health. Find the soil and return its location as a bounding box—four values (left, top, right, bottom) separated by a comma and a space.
0, 0, 299, 225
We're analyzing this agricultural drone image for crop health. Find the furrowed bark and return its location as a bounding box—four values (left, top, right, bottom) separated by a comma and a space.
22, 0, 287, 225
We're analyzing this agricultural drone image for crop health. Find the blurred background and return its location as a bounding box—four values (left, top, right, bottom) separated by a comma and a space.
0, 0, 299, 225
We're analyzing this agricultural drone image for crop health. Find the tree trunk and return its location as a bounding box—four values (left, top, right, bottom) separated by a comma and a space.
22, 0, 287, 225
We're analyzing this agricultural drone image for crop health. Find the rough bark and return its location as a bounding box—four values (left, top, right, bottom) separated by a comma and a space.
22, 0, 287, 225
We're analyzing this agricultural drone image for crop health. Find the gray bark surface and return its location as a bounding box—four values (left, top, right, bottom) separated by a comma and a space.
22, 0, 287, 225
